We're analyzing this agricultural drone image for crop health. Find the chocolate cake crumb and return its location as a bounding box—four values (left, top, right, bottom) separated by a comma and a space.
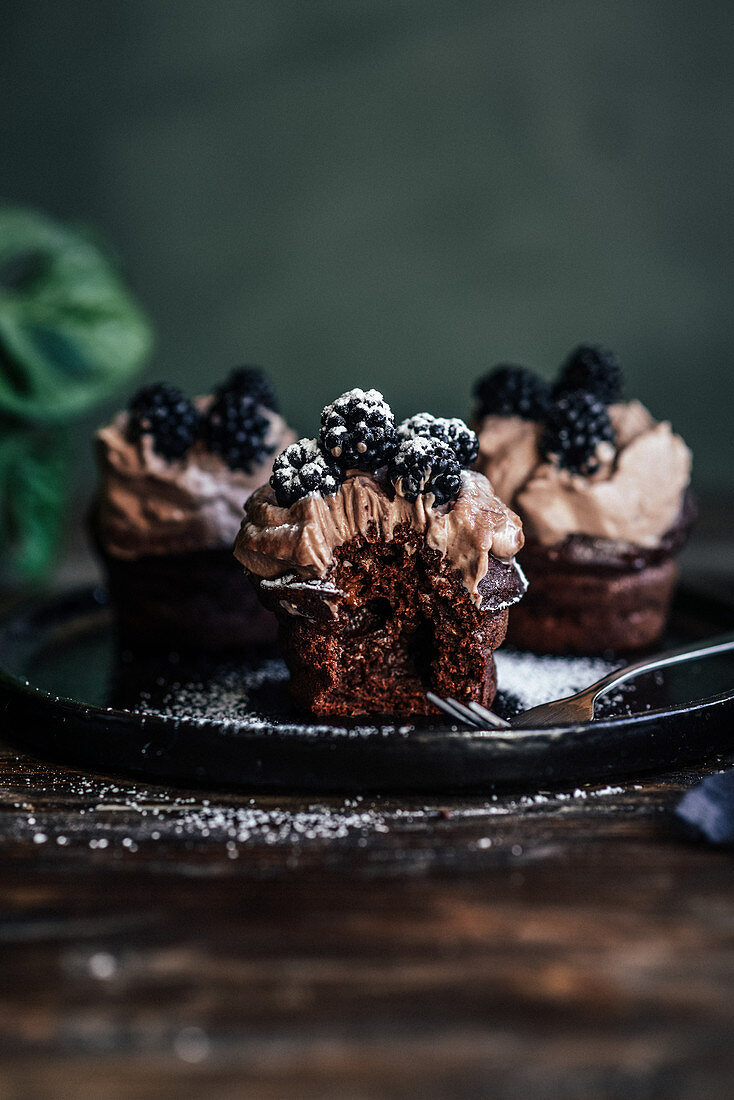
255, 525, 523, 716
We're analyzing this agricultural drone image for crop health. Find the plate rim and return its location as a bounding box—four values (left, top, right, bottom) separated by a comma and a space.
1, 583, 733, 744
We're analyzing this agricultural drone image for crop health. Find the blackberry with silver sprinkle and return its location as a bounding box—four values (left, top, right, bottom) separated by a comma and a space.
270, 438, 344, 507
474, 365, 551, 420
388, 436, 462, 505
320, 388, 397, 471
398, 413, 478, 468
541, 390, 615, 475
128, 383, 199, 460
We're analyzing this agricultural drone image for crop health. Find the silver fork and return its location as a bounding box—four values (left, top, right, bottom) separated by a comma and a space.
428, 631, 734, 730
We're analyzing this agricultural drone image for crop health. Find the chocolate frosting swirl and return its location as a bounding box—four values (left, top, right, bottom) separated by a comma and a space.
95, 404, 296, 560
234, 470, 525, 607
477, 400, 692, 551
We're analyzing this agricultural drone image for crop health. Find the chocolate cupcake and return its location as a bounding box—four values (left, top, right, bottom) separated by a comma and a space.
92, 367, 296, 650
474, 348, 694, 654
234, 389, 527, 716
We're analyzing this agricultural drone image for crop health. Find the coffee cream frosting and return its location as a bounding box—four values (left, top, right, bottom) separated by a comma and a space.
234, 470, 525, 607
95, 404, 296, 560
477, 400, 692, 550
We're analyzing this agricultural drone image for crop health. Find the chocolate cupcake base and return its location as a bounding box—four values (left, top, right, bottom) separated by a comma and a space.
99, 545, 278, 651
507, 496, 696, 655
254, 526, 525, 716
507, 548, 678, 655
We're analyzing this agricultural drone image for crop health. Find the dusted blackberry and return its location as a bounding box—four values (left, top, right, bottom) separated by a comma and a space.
270, 438, 344, 507
128, 383, 199, 460
398, 413, 479, 468
320, 388, 397, 471
474, 365, 551, 420
216, 365, 279, 412
204, 390, 274, 473
541, 390, 615, 475
553, 344, 623, 405
388, 437, 462, 506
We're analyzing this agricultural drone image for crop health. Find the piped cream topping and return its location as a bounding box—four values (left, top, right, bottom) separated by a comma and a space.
95, 404, 296, 560
234, 470, 524, 606
477, 400, 692, 549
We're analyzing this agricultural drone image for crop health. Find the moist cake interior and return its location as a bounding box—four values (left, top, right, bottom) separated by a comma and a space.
267, 524, 512, 716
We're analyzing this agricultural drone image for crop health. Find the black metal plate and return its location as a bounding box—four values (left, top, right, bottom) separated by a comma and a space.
0, 586, 732, 792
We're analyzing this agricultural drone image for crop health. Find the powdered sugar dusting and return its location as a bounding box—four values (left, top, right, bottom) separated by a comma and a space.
2, 774, 648, 865
123, 647, 627, 730
494, 650, 620, 713
270, 437, 342, 506
261, 574, 343, 594
135, 659, 289, 725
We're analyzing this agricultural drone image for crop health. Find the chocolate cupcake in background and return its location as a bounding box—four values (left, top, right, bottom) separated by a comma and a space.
92, 367, 296, 651
473, 346, 695, 655
234, 388, 527, 717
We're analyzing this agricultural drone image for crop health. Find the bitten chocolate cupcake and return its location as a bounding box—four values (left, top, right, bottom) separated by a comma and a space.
92, 367, 296, 650
234, 389, 527, 716
474, 346, 694, 654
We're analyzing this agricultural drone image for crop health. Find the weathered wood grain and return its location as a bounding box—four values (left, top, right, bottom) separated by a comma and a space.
1, 737, 734, 1099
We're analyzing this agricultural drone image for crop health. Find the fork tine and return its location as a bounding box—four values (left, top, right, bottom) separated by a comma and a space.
466, 701, 512, 729
448, 698, 490, 728
426, 693, 483, 728
427, 693, 511, 730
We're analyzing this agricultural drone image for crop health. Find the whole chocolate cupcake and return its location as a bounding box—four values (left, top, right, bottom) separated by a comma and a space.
92, 367, 296, 650
474, 348, 695, 654
234, 389, 527, 716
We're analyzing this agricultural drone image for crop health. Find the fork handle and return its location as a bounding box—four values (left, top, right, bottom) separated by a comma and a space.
590, 630, 734, 708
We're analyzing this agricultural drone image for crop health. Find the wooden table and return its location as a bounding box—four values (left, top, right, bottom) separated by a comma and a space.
2, 744, 734, 1099
1, 510, 733, 1099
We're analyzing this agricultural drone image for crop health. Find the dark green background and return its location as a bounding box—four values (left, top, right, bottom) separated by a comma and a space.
3, 0, 733, 493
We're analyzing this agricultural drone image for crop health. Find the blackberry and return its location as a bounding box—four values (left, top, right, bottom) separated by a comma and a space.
270, 438, 344, 507
204, 389, 274, 472
553, 344, 623, 405
473, 365, 551, 420
398, 413, 478, 468
216, 365, 279, 412
128, 383, 199, 460
388, 437, 462, 506
319, 388, 397, 471
541, 390, 615, 475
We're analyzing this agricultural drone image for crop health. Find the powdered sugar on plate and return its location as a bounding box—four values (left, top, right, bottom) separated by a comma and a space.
122, 647, 627, 730
494, 649, 621, 714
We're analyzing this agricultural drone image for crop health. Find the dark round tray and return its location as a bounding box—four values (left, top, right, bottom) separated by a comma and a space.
0, 585, 732, 793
